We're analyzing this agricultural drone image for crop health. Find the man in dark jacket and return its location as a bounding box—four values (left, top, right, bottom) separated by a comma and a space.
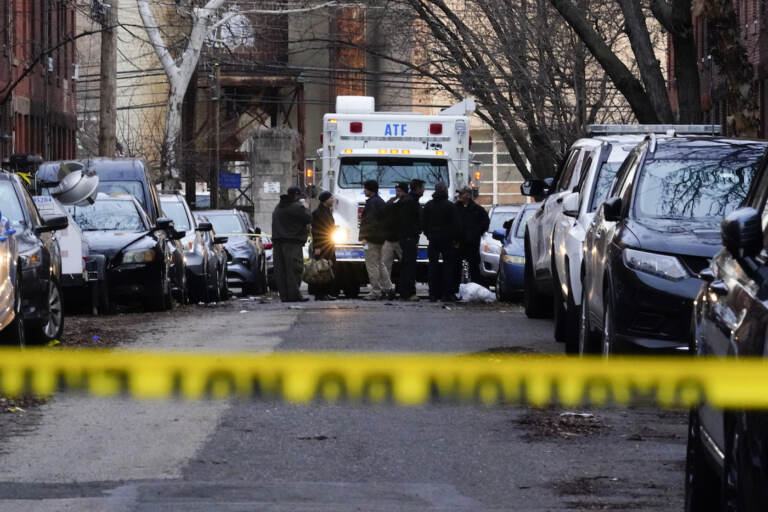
359, 180, 392, 300
271, 186, 311, 302
310, 191, 336, 300
381, 182, 407, 298
422, 182, 460, 301
396, 179, 424, 301
456, 186, 490, 284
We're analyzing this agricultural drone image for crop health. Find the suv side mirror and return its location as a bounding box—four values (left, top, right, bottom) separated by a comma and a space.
562, 192, 579, 217
196, 222, 213, 232
602, 197, 622, 222
521, 179, 550, 197
491, 229, 507, 242
172, 230, 186, 240
35, 215, 69, 234
155, 217, 173, 231
722, 207, 761, 259
213, 236, 228, 245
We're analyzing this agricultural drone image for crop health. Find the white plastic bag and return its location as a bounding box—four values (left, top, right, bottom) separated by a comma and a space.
458, 282, 496, 303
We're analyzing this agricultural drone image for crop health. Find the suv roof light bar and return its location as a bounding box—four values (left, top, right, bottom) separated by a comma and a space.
586, 124, 721, 136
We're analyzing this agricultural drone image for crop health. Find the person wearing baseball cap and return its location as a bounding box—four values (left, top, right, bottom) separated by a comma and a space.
271, 185, 311, 302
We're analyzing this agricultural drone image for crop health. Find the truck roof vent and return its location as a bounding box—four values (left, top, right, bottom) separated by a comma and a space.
336, 96, 375, 114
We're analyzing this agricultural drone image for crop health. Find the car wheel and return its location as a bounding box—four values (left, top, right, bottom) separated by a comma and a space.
578, 283, 598, 355
97, 280, 114, 315
685, 409, 720, 512
219, 264, 229, 300
723, 412, 766, 512
0, 269, 24, 347
252, 257, 267, 295
523, 243, 551, 319
601, 288, 615, 357
27, 280, 63, 344
496, 266, 511, 302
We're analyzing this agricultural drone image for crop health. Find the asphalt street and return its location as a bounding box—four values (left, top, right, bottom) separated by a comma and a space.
0, 294, 687, 511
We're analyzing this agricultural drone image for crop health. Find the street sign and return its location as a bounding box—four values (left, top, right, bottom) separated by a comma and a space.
263, 181, 280, 194
219, 171, 241, 189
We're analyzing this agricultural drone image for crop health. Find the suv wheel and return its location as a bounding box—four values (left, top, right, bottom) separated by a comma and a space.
27, 280, 63, 344
578, 284, 598, 355
523, 242, 551, 318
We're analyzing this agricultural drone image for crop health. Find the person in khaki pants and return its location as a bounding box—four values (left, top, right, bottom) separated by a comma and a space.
359, 179, 391, 300
381, 182, 407, 298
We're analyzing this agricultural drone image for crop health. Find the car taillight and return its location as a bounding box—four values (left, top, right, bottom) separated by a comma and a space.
264, 242, 273, 250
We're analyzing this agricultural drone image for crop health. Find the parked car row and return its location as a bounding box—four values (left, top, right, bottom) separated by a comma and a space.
517, 125, 768, 509
0, 158, 270, 346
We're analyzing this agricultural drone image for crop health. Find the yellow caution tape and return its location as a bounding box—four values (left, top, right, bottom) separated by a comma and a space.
2, 349, 768, 409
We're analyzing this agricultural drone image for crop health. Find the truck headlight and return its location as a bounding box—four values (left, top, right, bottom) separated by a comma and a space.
122, 249, 156, 264
622, 248, 687, 281
332, 227, 348, 244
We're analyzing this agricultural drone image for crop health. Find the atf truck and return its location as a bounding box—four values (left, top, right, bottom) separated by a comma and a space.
317, 96, 479, 297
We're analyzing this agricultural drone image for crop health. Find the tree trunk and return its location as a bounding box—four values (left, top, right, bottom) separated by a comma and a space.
549, 0, 661, 123
616, 0, 674, 123
162, 87, 183, 182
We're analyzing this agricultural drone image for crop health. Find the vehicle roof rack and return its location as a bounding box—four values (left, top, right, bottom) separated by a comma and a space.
586, 124, 721, 136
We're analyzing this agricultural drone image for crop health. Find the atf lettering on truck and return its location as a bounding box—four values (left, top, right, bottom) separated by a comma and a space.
384, 124, 407, 136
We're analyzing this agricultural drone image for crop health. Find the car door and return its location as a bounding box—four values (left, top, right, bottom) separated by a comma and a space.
532, 147, 586, 277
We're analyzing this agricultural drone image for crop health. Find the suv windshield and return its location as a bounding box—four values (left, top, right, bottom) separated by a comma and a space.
0, 182, 26, 227
68, 200, 145, 231
161, 200, 191, 231
207, 214, 245, 234
339, 157, 449, 189
634, 157, 758, 221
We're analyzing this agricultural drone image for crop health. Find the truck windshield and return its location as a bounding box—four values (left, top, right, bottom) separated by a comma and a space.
338, 158, 449, 189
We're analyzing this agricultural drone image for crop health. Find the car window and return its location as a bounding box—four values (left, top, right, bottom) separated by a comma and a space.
18, 182, 43, 227
0, 181, 27, 227
161, 201, 192, 231
556, 149, 581, 192
612, 150, 641, 200
636, 158, 757, 222
514, 208, 536, 238
208, 214, 246, 234
489, 209, 519, 233
588, 162, 622, 212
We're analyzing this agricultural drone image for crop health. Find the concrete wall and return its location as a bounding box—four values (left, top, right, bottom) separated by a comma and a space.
247, 129, 301, 232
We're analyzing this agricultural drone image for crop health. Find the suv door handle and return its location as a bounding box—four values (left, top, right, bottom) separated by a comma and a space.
709, 280, 729, 296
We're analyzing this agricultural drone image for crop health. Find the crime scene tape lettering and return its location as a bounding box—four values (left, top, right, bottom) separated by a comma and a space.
0, 349, 767, 409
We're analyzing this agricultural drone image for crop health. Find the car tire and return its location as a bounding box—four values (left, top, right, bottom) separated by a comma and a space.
27, 279, 63, 344
0, 269, 25, 347
578, 282, 599, 355
552, 263, 567, 343
563, 261, 579, 354
496, 265, 512, 302
219, 264, 229, 300
523, 241, 551, 319
97, 280, 114, 315
723, 412, 767, 512
685, 409, 720, 512
252, 257, 267, 295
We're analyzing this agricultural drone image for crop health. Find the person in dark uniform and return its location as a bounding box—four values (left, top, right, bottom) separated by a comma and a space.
310, 191, 337, 300
271, 186, 311, 302
422, 182, 460, 301
397, 179, 424, 301
456, 186, 490, 284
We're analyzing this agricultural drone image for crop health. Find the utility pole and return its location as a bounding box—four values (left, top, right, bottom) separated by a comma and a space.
98, 1, 117, 157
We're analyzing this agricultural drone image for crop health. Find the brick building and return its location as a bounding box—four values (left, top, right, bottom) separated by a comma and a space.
668, 0, 768, 137
0, 0, 78, 164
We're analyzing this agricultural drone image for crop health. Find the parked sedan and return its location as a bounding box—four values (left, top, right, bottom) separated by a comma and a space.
67, 194, 180, 312
203, 210, 266, 296
494, 203, 537, 302
0, 216, 23, 345
0, 172, 67, 343
479, 204, 521, 284
580, 136, 766, 355
686, 202, 768, 511
193, 213, 229, 302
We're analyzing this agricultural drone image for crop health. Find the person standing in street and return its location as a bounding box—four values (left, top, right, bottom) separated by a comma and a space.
310, 191, 337, 301
381, 182, 406, 298
271, 186, 311, 302
422, 182, 460, 301
359, 180, 391, 300
396, 179, 424, 301
456, 186, 490, 284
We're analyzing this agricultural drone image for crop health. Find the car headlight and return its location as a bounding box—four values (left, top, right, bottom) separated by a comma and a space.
122, 249, 156, 264
622, 248, 688, 281
20, 247, 43, 268
483, 242, 501, 255
332, 227, 348, 244
502, 254, 525, 265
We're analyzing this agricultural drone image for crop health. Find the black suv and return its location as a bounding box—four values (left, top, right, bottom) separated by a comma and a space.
580, 137, 767, 355
686, 153, 768, 511
0, 172, 68, 343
